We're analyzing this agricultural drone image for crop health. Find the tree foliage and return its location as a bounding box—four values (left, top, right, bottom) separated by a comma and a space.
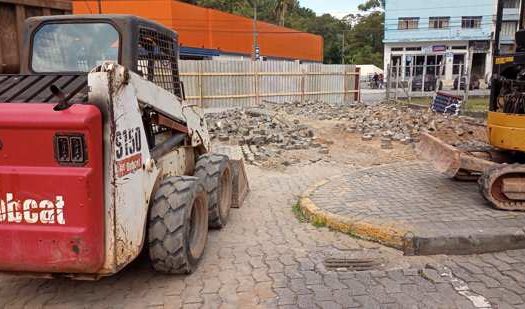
179, 0, 384, 67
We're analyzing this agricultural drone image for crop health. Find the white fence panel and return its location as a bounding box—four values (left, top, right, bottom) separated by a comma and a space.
256, 61, 302, 104
179, 60, 359, 109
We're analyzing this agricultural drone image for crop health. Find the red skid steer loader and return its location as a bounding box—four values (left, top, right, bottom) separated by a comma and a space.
0, 15, 248, 279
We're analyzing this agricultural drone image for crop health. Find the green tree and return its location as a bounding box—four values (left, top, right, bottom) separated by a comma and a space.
179, 0, 383, 65
344, 1, 384, 67
358, 0, 383, 11
275, 0, 296, 26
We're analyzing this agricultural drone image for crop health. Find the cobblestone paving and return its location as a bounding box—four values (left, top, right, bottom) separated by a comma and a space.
1, 163, 525, 308
310, 161, 525, 238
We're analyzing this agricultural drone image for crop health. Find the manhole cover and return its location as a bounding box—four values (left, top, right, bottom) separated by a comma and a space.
324, 257, 383, 271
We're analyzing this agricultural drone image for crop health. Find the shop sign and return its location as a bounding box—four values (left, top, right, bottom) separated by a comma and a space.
432, 45, 447, 52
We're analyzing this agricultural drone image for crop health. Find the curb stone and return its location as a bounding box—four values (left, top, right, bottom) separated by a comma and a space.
299, 162, 525, 256
298, 175, 408, 251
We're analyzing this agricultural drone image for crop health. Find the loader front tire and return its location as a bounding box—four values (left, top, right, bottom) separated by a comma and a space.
195, 154, 233, 229
148, 176, 208, 274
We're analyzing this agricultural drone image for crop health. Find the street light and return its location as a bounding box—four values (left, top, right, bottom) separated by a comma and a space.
246, 0, 259, 61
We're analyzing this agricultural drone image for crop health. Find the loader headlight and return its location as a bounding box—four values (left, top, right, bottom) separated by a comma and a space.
54, 134, 87, 165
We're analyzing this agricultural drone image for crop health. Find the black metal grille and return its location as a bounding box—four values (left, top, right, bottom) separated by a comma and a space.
137, 27, 182, 98
0, 74, 88, 103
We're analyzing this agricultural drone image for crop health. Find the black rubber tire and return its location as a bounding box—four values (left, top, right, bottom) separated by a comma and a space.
195, 154, 233, 229
148, 176, 208, 274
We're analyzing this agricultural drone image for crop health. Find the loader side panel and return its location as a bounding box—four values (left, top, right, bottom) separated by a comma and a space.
0, 103, 104, 274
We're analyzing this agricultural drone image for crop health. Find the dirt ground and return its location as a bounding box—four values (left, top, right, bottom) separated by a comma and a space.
207, 100, 492, 173
280, 119, 417, 169
246, 105, 488, 171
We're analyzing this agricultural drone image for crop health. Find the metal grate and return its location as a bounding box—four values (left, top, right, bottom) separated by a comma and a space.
137, 27, 182, 98
0, 74, 88, 103
324, 257, 383, 272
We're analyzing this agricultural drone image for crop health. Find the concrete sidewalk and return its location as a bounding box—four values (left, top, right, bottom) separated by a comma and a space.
300, 161, 525, 256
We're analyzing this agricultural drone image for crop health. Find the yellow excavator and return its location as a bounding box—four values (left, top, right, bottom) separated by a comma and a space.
419, 0, 525, 210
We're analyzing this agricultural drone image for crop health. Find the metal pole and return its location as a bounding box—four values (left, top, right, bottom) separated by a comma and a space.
386, 63, 391, 100
409, 60, 414, 102
395, 61, 400, 101
494, 0, 504, 58
457, 63, 463, 96
464, 48, 473, 108
520, 0, 525, 30
252, 2, 259, 61
422, 54, 427, 96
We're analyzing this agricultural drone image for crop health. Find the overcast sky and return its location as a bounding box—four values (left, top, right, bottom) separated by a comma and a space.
299, 0, 362, 19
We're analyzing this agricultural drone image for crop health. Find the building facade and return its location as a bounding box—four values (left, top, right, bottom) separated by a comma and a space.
384, 0, 520, 86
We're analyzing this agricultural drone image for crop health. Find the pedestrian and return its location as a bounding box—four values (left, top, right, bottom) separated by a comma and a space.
373, 73, 379, 89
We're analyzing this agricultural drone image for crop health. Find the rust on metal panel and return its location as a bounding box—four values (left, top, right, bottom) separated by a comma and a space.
480, 165, 525, 210
502, 178, 525, 200
458, 155, 495, 174
416, 132, 462, 177
152, 114, 189, 133
417, 132, 496, 178
212, 145, 249, 208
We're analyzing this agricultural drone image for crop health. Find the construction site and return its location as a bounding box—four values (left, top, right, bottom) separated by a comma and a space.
2, 0, 525, 308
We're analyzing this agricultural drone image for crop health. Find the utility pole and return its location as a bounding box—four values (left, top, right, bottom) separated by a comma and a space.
97, 0, 102, 14
341, 30, 346, 64
252, 1, 259, 61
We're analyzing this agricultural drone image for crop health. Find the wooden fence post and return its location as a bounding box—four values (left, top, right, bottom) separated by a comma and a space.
300, 65, 306, 104
354, 66, 361, 103
198, 61, 203, 107
254, 62, 259, 106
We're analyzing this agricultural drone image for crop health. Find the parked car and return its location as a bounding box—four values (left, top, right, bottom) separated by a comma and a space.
453, 75, 481, 90
412, 75, 442, 92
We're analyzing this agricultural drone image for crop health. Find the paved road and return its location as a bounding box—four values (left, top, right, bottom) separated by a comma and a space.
1, 163, 525, 308
308, 162, 525, 255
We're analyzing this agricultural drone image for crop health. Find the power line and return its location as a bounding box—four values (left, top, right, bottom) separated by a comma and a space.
384, 3, 495, 12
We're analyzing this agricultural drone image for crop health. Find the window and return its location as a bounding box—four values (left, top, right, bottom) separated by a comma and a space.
453, 54, 466, 75
137, 27, 182, 98
429, 17, 450, 29
502, 21, 518, 37
462, 16, 482, 29
452, 46, 467, 50
501, 44, 516, 54
398, 17, 419, 30
32, 23, 119, 72
406, 47, 422, 51
503, 0, 519, 8
391, 55, 402, 76
404, 55, 445, 78
391, 47, 404, 52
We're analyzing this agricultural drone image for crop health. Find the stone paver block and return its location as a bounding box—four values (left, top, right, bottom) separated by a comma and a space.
305, 162, 525, 256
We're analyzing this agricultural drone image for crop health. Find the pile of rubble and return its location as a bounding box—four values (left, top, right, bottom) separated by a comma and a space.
206, 100, 486, 166
339, 104, 485, 148
207, 108, 329, 165
268, 99, 355, 121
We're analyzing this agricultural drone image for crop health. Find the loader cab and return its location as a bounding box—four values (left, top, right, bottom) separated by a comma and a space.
20, 14, 183, 99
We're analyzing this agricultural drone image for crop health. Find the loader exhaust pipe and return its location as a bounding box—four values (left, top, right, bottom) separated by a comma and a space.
51, 85, 73, 111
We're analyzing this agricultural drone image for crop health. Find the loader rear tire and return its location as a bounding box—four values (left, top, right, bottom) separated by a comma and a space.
195, 154, 233, 229
148, 176, 208, 274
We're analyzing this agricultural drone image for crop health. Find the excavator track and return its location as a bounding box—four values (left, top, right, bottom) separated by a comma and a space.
480, 164, 525, 211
